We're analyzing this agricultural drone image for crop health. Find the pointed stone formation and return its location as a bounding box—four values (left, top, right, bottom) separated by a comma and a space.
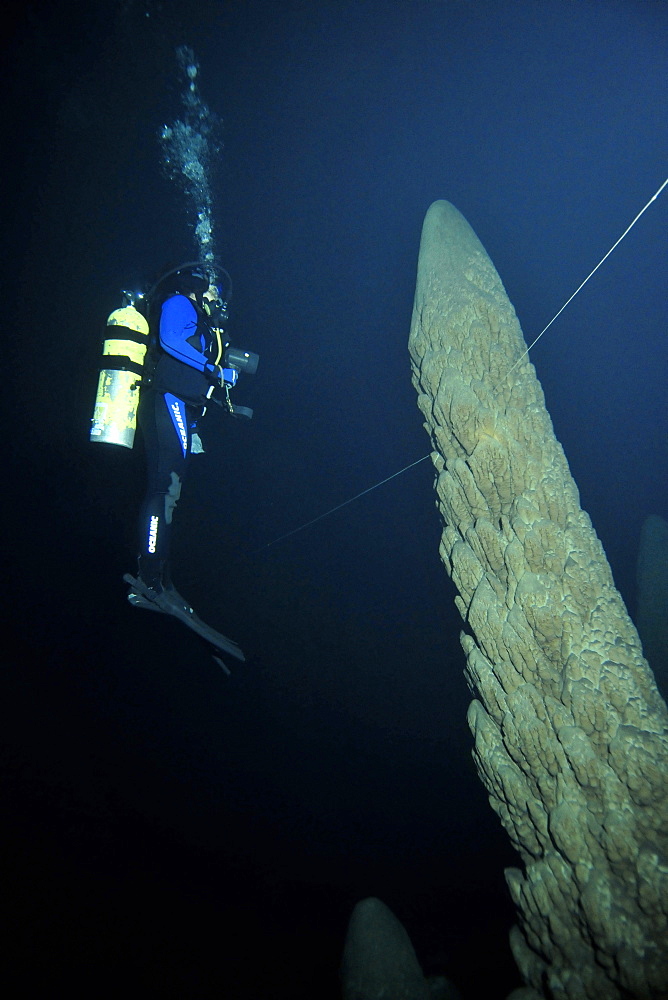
409, 200, 668, 999
341, 897, 430, 1000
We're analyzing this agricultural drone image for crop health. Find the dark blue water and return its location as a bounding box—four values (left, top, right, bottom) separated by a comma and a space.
5, 1, 666, 996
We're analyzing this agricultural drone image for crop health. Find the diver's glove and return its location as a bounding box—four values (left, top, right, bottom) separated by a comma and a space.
205, 363, 239, 388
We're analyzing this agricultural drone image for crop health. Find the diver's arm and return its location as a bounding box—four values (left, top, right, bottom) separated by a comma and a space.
159, 295, 210, 371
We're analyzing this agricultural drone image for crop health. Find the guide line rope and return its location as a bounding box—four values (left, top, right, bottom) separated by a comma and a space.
257, 176, 667, 552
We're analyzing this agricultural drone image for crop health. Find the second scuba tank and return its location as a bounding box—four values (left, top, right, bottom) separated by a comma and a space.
90, 301, 150, 449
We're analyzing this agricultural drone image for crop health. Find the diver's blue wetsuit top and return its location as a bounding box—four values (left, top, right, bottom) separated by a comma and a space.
159, 294, 210, 371
152, 294, 215, 405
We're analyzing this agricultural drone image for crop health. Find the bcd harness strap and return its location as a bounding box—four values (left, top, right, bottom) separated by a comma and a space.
100, 355, 145, 376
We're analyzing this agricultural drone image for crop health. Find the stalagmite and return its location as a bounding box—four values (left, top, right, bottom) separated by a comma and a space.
408, 200, 668, 1000
341, 897, 431, 1000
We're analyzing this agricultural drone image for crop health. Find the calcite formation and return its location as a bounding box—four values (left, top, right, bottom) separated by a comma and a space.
341, 897, 431, 1000
408, 201, 668, 1000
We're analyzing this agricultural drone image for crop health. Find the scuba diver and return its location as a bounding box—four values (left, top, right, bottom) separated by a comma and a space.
109, 261, 258, 667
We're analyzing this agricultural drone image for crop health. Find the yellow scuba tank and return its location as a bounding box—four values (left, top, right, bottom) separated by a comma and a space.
90, 302, 150, 448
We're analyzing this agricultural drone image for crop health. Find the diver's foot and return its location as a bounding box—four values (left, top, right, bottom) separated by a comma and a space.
123, 573, 245, 662
124, 573, 192, 616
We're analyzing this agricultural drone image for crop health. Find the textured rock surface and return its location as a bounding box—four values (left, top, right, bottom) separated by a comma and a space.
636, 515, 668, 699
408, 200, 668, 999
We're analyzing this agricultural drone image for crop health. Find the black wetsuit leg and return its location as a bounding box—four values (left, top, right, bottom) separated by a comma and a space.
136, 390, 198, 588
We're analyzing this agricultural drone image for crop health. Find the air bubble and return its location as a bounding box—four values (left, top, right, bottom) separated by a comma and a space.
160, 46, 221, 261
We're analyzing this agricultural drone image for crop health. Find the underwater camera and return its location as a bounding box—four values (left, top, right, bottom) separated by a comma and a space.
224, 346, 259, 375
220, 345, 259, 420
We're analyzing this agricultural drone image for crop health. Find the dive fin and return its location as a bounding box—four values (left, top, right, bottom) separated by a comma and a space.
126, 591, 165, 613
212, 655, 232, 676
123, 573, 245, 661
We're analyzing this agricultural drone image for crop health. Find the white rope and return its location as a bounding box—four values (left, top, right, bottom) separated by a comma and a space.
500, 176, 667, 384
258, 455, 430, 551
258, 176, 667, 550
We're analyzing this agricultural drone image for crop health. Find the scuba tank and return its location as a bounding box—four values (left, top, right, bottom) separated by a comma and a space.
90, 264, 259, 446
90, 294, 149, 448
